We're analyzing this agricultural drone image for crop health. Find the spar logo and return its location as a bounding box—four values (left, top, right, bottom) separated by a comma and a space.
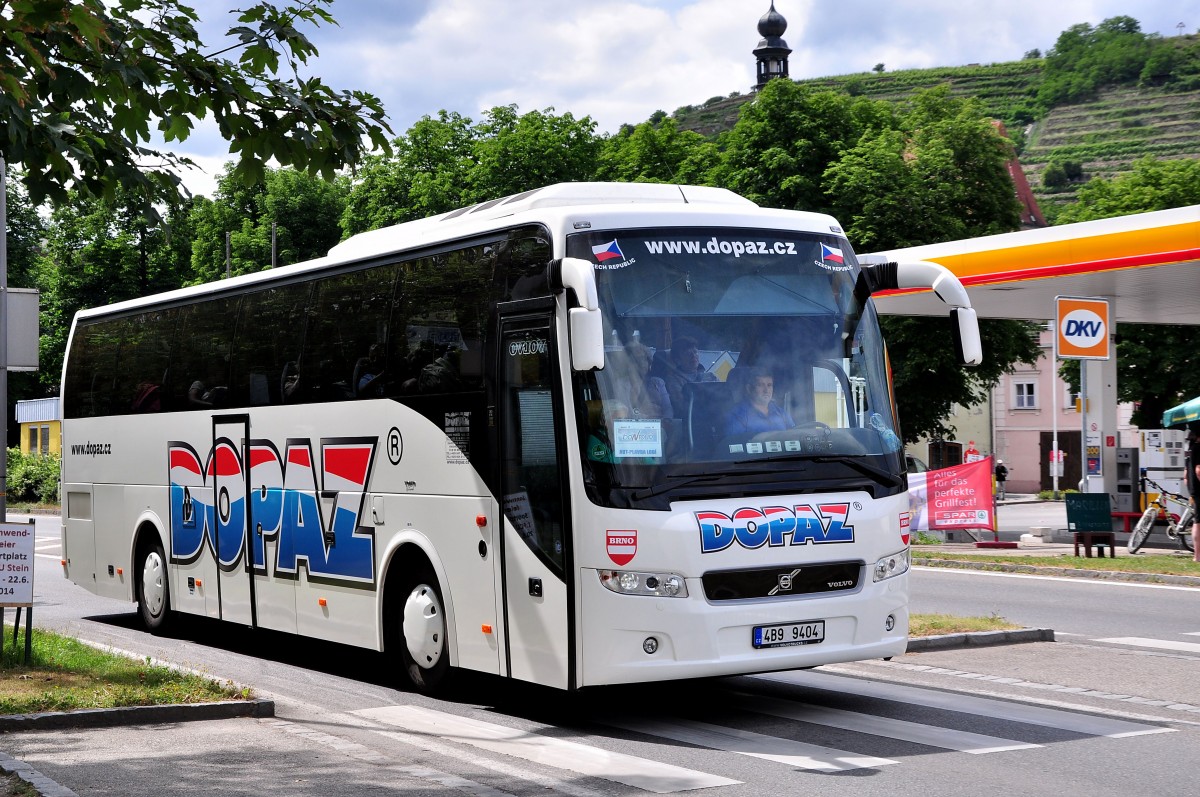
606, 530, 637, 565
695, 503, 854, 553
168, 436, 378, 583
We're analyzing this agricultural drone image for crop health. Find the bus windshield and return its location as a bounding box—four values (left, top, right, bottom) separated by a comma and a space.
569, 227, 904, 509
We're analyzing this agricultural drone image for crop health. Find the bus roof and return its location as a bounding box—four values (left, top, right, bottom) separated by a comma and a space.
74, 182, 842, 323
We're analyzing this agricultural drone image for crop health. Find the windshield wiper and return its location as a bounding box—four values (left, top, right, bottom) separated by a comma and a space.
734, 454, 903, 490
630, 467, 794, 501
631, 472, 727, 501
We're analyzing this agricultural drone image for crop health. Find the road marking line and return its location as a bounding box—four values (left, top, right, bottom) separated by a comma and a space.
914, 566, 1200, 591
732, 691, 1037, 753
355, 705, 740, 793
606, 716, 896, 772
755, 669, 1174, 737
1096, 637, 1200, 654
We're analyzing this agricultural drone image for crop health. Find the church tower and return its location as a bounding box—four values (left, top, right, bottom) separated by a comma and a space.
753, 2, 791, 89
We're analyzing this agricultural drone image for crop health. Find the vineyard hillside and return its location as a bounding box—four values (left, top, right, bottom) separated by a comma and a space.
672, 43, 1200, 223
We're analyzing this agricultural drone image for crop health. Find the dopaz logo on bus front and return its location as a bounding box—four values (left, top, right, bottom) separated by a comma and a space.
1055, 296, 1111, 360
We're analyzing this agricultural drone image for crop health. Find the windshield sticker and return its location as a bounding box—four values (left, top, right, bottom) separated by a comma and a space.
592, 240, 625, 261
643, 237, 798, 258
695, 504, 855, 553
592, 240, 636, 269
613, 419, 662, 459
816, 243, 852, 272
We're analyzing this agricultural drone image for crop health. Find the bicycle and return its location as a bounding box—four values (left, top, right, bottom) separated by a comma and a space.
1128, 478, 1195, 554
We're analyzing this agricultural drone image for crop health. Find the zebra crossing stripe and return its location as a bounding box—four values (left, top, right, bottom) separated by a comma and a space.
755, 669, 1174, 738
731, 691, 1037, 753
354, 705, 740, 793
606, 716, 896, 772
1096, 637, 1200, 654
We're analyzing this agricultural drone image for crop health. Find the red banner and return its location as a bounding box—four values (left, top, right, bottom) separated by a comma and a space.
927, 456, 995, 531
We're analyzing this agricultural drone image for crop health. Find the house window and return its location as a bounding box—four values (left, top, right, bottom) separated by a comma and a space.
28, 426, 38, 454
40, 425, 50, 455
1015, 381, 1037, 409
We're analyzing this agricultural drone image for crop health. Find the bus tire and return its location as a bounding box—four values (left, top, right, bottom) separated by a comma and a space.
390, 568, 450, 693
138, 540, 173, 633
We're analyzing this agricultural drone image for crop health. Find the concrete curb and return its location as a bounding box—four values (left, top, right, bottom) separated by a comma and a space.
906, 627, 1055, 652
913, 556, 1200, 587
0, 697, 274, 732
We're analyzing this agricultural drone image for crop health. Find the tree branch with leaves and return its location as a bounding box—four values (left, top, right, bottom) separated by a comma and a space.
0, 0, 391, 213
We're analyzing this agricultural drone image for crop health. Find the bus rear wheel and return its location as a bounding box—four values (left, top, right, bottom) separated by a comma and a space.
138, 540, 173, 633
390, 568, 450, 693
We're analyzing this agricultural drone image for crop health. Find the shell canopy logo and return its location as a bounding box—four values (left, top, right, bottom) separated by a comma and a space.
1056, 297, 1110, 359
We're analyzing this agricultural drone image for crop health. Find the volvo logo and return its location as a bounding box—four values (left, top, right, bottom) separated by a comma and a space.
768, 568, 803, 596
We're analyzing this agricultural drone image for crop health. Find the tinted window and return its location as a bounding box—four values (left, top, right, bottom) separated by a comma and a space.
229, 283, 312, 406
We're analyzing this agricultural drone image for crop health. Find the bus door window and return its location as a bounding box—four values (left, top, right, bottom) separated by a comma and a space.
500, 319, 566, 575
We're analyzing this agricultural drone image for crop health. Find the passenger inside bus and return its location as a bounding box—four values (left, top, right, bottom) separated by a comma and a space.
655, 336, 717, 417
610, 339, 672, 419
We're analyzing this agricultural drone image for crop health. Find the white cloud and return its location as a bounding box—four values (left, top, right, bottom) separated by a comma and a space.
167, 0, 1189, 196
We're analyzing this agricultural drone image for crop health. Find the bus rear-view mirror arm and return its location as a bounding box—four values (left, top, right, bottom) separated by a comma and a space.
860, 256, 983, 367
552, 257, 605, 371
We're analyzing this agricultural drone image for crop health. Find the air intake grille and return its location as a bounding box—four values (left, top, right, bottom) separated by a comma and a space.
701, 561, 862, 601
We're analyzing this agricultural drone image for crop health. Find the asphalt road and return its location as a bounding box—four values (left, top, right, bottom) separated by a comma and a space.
3, 514, 1199, 797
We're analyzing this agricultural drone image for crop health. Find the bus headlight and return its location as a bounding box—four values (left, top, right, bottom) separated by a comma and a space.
598, 569, 689, 597
872, 548, 910, 582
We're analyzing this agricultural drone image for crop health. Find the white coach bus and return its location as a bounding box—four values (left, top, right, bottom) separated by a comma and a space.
60, 182, 981, 693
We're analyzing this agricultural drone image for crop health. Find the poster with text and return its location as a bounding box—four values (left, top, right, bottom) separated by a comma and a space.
907, 457, 995, 532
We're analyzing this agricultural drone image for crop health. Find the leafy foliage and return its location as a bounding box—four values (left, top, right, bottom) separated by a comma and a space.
0, 0, 390, 213
6, 449, 60, 504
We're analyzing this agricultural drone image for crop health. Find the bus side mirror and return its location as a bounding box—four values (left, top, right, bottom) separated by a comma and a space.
951, 307, 983, 366
554, 257, 604, 371
862, 257, 983, 367
569, 308, 605, 371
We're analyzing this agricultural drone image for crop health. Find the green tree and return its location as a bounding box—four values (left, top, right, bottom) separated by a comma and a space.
595, 118, 719, 185
343, 106, 602, 235
0, 0, 390, 211
468, 106, 601, 202
715, 80, 890, 213
36, 190, 192, 387
190, 164, 347, 283
1038, 17, 1155, 106
341, 111, 478, 235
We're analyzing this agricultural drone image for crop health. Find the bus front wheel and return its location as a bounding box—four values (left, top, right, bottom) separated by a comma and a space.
138, 540, 173, 633
390, 568, 450, 693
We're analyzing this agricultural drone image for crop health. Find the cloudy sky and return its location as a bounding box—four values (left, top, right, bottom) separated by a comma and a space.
176, 0, 1192, 196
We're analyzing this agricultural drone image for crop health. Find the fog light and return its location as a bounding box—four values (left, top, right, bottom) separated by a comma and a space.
643, 637, 659, 655
885, 614, 896, 632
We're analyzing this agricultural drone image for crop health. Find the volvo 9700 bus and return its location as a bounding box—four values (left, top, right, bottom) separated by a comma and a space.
60, 182, 981, 692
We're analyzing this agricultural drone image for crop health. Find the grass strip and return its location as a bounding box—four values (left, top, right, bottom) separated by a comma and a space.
912, 550, 1200, 577
0, 625, 249, 716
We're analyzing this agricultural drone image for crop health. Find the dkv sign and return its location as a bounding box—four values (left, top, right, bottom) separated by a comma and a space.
1055, 296, 1110, 360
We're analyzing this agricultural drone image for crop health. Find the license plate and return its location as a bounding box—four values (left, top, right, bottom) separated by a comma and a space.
753, 620, 825, 649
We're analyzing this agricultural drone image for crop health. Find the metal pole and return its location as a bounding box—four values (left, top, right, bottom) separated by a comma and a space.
225, 231, 231, 278
1080, 363, 1088, 493
1050, 322, 1060, 499
271, 222, 277, 269
0, 155, 8, 522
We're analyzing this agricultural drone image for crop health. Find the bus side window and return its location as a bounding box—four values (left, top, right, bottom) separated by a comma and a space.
229, 283, 311, 406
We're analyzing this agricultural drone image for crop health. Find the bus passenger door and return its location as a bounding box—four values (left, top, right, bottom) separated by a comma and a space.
498, 314, 573, 690
213, 417, 256, 627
